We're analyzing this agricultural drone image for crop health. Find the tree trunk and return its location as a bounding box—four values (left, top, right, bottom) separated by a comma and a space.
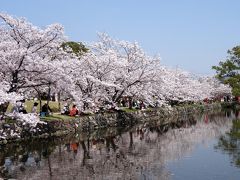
35, 88, 42, 113
39, 97, 42, 113
129, 131, 133, 151
46, 83, 51, 107
128, 97, 133, 109
57, 92, 61, 112
0, 102, 9, 120
8, 71, 18, 93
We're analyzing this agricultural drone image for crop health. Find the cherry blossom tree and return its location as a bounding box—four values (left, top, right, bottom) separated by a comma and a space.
0, 13, 71, 94
69, 33, 163, 109
198, 76, 231, 99
0, 81, 22, 106
0, 13, 76, 126
66, 33, 232, 109
0, 13, 232, 118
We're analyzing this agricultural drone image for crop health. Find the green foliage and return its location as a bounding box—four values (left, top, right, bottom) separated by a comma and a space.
212, 46, 240, 96
61, 41, 88, 57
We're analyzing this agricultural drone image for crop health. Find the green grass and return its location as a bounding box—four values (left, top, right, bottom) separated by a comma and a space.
41, 114, 75, 121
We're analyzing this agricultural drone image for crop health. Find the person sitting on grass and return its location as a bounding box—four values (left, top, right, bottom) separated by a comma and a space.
61, 103, 70, 115
69, 105, 79, 116
18, 100, 27, 114
31, 102, 38, 114
11, 101, 21, 114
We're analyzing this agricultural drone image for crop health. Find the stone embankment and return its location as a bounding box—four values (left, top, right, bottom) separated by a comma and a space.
0, 103, 222, 144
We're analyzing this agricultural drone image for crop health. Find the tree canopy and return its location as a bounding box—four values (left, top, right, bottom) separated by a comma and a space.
212, 46, 240, 96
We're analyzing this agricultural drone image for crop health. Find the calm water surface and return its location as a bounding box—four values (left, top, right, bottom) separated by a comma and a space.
1, 110, 240, 180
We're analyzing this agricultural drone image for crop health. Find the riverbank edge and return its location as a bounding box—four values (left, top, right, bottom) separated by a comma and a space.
0, 103, 223, 144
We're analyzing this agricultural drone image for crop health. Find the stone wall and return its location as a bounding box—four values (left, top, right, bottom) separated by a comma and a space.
48, 103, 221, 135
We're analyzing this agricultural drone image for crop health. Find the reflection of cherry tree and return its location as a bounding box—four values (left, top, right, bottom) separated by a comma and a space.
2, 112, 232, 180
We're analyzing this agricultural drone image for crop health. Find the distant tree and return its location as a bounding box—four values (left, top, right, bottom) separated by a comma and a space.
212, 46, 240, 96
61, 41, 88, 57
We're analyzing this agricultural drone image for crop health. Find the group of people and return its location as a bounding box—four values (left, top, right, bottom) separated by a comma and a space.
11, 100, 28, 114
11, 101, 52, 117
38, 103, 79, 117
61, 104, 79, 116
11, 100, 80, 117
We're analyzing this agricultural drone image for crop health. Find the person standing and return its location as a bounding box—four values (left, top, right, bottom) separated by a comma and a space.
41, 103, 52, 117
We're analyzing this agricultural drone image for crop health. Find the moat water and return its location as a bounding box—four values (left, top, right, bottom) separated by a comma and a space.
1, 110, 240, 180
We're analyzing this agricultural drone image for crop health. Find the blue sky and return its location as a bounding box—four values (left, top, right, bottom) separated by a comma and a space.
1, 0, 240, 75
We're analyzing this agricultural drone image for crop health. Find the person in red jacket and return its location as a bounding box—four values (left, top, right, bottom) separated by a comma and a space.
69, 105, 79, 116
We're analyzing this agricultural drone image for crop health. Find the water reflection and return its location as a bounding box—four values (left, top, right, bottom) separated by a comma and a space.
215, 116, 240, 168
0, 111, 236, 180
